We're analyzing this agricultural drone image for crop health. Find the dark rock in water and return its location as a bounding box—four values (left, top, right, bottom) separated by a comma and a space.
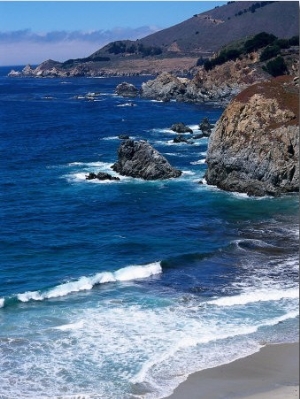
86, 172, 120, 181
199, 117, 213, 136
115, 82, 139, 97
118, 135, 130, 140
170, 122, 193, 134
111, 139, 182, 180
173, 135, 193, 144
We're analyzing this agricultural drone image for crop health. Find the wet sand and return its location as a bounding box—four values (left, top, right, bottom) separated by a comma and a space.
164, 342, 299, 399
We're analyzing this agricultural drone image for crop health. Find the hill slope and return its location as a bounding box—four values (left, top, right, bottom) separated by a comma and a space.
9, 1, 299, 77
137, 1, 299, 57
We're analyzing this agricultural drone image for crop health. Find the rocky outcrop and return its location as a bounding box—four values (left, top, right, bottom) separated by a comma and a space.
139, 57, 269, 104
115, 82, 139, 97
111, 139, 182, 180
205, 76, 299, 196
85, 172, 120, 181
199, 117, 214, 136
170, 122, 193, 134
140, 73, 188, 102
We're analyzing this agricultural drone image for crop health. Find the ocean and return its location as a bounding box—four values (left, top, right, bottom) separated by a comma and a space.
0, 66, 298, 399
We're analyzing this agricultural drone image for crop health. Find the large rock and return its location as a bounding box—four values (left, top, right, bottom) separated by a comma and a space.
170, 122, 193, 134
115, 82, 139, 97
111, 139, 182, 180
205, 76, 299, 196
140, 72, 187, 102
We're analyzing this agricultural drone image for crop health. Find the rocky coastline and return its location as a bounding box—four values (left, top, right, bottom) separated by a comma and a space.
8, 47, 299, 197
204, 76, 299, 196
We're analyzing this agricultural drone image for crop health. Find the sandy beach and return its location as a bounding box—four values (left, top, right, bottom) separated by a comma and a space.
165, 342, 299, 399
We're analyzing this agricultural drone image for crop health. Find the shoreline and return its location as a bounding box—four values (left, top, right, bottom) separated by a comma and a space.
164, 342, 299, 399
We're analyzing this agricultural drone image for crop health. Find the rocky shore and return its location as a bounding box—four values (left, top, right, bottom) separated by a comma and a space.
205, 76, 299, 196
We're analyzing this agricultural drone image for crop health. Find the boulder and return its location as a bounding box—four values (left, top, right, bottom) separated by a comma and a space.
140, 72, 187, 102
111, 139, 182, 180
115, 82, 139, 97
170, 122, 193, 134
205, 76, 299, 196
199, 117, 214, 136
86, 172, 120, 181
173, 135, 192, 144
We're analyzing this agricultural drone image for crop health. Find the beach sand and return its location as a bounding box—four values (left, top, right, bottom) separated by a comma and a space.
164, 342, 299, 399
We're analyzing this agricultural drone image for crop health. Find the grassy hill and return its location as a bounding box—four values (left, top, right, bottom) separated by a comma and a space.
27, 1, 299, 77
90, 1, 299, 60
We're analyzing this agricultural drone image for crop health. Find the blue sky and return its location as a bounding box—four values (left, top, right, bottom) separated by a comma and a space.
0, 1, 226, 66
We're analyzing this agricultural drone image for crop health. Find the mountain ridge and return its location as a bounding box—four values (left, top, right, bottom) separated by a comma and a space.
8, 1, 299, 77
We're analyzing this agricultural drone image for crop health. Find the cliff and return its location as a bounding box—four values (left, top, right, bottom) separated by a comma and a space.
204, 75, 299, 196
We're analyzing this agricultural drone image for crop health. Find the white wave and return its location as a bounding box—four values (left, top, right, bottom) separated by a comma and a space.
190, 159, 206, 165
207, 287, 299, 307
181, 170, 196, 176
17, 262, 162, 303
0, 298, 4, 308
102, 136, 120, 141
55, 321, 84, 331
67, 161, 111, 168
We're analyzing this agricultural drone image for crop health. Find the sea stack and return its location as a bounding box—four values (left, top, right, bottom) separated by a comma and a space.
111, 139, 182, 180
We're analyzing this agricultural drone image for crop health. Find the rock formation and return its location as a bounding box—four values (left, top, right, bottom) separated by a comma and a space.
111, 139, 182, 180
205, 76, 299, 196
140, 73, 188, 102
115, 82, 139, 97
170, 122, 193, 134
199, 117, 214, 136
85, 172, 120, 181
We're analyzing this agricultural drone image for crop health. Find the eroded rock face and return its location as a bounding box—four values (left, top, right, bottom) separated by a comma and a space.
205, 76, 299, 196
140, 73, 187, 102
111, 139, 182, 180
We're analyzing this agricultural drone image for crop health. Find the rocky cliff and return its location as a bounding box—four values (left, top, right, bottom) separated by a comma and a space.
204, 75, 299, 196
140, 54, 269, 104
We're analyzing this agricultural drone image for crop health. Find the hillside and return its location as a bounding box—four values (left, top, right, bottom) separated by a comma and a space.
8, 1, 299, 77
138, 1, 299, 57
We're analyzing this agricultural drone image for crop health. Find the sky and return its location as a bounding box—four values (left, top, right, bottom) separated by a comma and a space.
0, 1, 227, 66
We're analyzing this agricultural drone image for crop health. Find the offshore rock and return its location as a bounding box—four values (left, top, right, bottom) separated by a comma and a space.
199, 117, 214, 136
170, 122, 193, 134
111, 139, 182, 180
140, 72, 187, 102
205, 76, 299, 196
115, 82, 139, 97
85, 172, 120, 181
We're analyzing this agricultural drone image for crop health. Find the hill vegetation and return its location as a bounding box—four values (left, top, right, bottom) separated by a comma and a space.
203, 32, 299, 77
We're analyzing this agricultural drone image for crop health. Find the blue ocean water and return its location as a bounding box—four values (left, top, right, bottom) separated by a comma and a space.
0, 66, 299, 399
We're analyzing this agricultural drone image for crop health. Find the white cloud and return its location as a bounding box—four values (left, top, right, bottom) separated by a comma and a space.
0, 26, 161, 65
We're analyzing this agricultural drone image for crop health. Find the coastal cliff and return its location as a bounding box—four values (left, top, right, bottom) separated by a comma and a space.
204, 75, 299, 196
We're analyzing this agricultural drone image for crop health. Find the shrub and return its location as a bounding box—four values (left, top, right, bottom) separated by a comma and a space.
263, 56, 288, 77
244, 32, 277, 53
260, 45, 280, 62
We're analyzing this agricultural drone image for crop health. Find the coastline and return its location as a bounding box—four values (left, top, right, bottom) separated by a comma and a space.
164, 342, 299, 399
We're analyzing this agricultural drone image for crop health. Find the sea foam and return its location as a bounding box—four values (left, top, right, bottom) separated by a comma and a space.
207, 287, 299, 307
